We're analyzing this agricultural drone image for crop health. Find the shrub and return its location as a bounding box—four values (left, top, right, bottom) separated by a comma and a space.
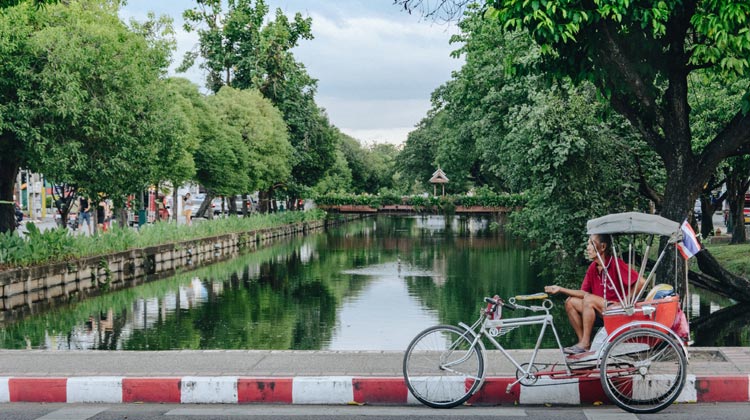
0, 209, 328, 269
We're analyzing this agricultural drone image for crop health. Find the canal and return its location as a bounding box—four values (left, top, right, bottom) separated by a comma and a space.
0, 215, 743, 350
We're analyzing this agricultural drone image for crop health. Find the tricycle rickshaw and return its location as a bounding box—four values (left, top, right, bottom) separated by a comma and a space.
403, 212, 692, 413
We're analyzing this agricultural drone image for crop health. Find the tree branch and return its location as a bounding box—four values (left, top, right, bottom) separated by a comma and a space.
696, 110, 750, 183
634, 155, 663, 208
608, 93, 666, 157
595, 21, 666, 157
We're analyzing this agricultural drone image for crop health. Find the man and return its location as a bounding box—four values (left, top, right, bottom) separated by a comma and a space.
544, 234, 643, 354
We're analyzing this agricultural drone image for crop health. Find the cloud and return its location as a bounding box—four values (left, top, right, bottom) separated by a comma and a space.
297, 12, 461, 101
119, 1, 464, 145
296, 12, 462, 144
340, 127, 413, 146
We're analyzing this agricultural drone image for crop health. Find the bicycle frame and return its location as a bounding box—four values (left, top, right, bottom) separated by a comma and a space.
456, 298, 573, 392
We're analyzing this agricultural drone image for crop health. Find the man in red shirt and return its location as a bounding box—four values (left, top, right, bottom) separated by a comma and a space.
544, 234, 643, 354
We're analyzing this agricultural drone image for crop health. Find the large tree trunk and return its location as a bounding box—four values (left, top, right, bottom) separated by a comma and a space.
259, 189, 274, 213
657, 158, 695, 296
0, 156, 19, 234
228, 195, 238, 215
196, 193, 213, 219
172, 188, 179, 222
726, 172, 748, 244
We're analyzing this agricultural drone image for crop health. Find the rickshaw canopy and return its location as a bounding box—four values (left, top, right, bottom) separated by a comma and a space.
586, 212, 680, 237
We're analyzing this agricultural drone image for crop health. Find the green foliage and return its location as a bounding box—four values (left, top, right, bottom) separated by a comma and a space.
314, 193, 382, 207
0, 223, 76, 267
482, 0, 750, 229
0, 210, 327, 268
181, 0, 336, 192
332, 133, 400, 194
206, 86, 292, 193
314, 192, 526, 209
398, 5, 656, 282
20, 2, 178, 206
312, 148, 353, 195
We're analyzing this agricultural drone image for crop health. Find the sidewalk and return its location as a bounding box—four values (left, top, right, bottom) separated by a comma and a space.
1, 348, 748, 405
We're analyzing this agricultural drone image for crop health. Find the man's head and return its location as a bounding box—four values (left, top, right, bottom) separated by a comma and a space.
587, 233, 612, 260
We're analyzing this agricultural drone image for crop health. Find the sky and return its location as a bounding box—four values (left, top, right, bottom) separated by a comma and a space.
119, 0, 464, 145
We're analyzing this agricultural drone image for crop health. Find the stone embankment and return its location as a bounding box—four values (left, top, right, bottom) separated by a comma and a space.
0, 215, 360, 322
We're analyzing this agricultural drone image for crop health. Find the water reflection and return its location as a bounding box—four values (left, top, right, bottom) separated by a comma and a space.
0, 215, 745, 350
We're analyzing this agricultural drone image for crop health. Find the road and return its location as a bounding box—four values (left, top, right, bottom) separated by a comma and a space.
0, 404, 746, 420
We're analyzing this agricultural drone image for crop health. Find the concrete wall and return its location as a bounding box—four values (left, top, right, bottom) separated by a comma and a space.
0, 216, 358, 322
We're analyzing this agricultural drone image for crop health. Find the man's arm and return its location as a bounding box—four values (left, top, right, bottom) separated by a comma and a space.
544, 285, 587, 299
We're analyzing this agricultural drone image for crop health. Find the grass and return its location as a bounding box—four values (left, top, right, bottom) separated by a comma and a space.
704, 242, 750, 278
0, 209, 330, 269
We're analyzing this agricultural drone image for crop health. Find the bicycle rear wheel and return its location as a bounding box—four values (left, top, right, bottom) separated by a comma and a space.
403, 325, 484, 408
600, 328, 686, 414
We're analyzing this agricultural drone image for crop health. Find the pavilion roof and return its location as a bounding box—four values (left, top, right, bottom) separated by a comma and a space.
429, 168, 449, 184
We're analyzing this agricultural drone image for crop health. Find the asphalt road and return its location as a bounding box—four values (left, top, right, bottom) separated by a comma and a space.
0, 404, 747, 420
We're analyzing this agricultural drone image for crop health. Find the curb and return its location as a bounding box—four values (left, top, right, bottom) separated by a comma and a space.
1, 375, 748, 405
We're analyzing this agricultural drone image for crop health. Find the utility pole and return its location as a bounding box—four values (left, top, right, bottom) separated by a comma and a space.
16, 170, 22, 208
28, 172, 35, 221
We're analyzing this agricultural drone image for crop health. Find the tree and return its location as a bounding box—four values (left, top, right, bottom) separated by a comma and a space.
367, 143, 400, 193
182, 0, 336, 208
397, 0, 750, 295
395, 113, 442, 193
206, 86, 292, 196
0, 1, 179, 232
313, 148, 353, 195
689, 75, 747, 237
400, 0, 750, 220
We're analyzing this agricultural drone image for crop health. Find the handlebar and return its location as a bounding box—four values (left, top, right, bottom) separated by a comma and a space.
484, 296, 516, 311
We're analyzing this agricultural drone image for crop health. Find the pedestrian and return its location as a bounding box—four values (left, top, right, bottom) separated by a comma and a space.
183, 193, 193, 226
722, 198, 730, 229
79, 196, 91, 235
96, 199, 109, 233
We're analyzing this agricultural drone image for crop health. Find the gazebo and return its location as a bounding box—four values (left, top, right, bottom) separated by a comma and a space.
429, 168, 449, 196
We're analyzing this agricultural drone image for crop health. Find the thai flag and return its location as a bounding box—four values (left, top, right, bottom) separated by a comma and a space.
677, 220, 701, 259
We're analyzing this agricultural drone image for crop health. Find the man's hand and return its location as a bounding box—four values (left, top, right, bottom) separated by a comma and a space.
544, 285, 561, 295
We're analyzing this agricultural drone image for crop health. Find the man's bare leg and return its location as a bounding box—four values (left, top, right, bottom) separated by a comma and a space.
565, 297, 584, 342
579, 294, 605, 349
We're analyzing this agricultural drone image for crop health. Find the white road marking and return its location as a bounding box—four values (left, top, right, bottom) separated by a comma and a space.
583, 408, 638, 420
36, 406, 108, 420
166, 406, 528, 416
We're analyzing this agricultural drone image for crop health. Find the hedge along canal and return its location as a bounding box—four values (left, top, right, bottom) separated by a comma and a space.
0, 214, 364, 323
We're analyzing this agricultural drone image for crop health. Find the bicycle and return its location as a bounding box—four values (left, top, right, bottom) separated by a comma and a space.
403, 212, 691, 414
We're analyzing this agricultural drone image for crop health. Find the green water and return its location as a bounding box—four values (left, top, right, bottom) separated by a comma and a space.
0, 215, 743, 350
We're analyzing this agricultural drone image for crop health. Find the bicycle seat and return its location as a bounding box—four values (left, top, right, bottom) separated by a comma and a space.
514, 292, 549, 301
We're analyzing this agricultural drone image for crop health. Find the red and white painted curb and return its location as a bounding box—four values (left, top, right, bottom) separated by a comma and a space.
0, 375, 747, 404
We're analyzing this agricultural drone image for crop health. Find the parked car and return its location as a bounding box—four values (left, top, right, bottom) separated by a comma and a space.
190, 193, 206, 215
235, 197, 255, 213
211, 197, 225, 215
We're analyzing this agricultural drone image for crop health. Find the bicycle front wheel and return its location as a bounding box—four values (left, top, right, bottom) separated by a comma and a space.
600, 328, 687, 414
403, 325, 484, 408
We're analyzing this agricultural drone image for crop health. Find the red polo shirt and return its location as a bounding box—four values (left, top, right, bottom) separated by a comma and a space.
581, 257, 640, 302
